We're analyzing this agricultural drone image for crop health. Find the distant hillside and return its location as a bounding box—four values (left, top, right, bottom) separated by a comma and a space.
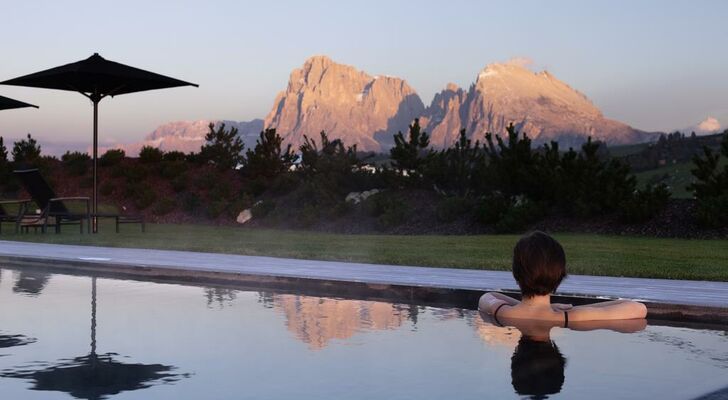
105, 119, 264, 156
619, 131, 726, 172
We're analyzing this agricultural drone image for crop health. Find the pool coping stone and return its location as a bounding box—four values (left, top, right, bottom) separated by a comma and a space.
0, 240, 726, 324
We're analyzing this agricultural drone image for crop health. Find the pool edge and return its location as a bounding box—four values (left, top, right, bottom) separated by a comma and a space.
1, 254, 726, 325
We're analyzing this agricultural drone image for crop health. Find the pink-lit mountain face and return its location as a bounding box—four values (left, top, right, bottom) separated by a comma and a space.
264, 55, 425, 152
420, 63, 656, 149
133, 56, 656, 155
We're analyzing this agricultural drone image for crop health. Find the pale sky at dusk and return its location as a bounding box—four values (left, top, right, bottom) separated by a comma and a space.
1, 0, 727, 152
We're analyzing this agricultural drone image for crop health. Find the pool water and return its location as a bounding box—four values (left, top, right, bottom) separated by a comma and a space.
0, 267, 726, 399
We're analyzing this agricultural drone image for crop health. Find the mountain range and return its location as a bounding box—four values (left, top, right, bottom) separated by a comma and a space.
116, 56, 661, 155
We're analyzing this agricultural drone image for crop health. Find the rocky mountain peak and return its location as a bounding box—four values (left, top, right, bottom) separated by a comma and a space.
264, 56, 425, 151
422, 62, 654, 148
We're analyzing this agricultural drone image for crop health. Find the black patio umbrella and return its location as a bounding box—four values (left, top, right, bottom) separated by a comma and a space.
0, 332, 36, 349
0, 95, 38, 111
0, 277, 187, 400
0, 270, 37, 353
0, 53, 198, 232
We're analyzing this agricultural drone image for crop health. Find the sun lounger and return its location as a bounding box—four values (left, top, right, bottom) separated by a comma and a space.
0, 199, 31, 234
14, 168, 91, 233
14, 168, 145, 234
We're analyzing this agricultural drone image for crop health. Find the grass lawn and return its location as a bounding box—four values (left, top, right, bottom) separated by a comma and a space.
1, 221, 727, 281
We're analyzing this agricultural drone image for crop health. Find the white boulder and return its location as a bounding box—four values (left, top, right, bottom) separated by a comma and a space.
236, 209, 253, 224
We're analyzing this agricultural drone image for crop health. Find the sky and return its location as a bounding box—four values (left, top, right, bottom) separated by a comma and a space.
1, 0, 727, 153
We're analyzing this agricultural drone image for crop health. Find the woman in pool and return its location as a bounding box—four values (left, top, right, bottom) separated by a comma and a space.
479, 231, 647, 324
478, 312, 646, 398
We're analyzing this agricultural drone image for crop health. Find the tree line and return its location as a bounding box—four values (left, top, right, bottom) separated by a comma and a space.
1, 121, 726, 231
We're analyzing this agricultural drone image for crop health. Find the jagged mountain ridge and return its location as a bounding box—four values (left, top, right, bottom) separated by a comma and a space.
135, 56, 657, 155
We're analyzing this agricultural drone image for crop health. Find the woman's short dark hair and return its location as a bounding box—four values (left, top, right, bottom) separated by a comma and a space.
512, 231, 566, 298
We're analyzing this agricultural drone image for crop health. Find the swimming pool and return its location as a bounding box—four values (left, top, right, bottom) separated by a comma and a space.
0, 267, 725, 399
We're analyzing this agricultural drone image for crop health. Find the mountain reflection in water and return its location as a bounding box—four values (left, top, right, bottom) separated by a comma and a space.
0, 268, 726, 400
267, 294, 412, 349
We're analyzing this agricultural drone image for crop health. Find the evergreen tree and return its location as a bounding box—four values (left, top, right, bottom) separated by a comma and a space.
0, 137, 7, 164
61, 151, 91, 176
688, 133, 728, 227
12, 134, 41, 166
199, 123, 245, 170
299, 131, 359, 177
0, 136, 9, 184
390, 119, 432, 176
291, 131, 363, 224
427, 129, 484, 197
576, 137, 634, 216
139, 146, 164, 164
242, 128, 296, 179
483, 123, 541, 198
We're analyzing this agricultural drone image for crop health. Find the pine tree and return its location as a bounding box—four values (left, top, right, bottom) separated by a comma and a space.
428, 129, 484, 197
390, 119, 432, 175
12, 134, 41, 166
242, 128, 296, 179
0, 136, 9, 183
483, 123, 540, 198
0, 137, 7, 164
688, 133, 728, 227
199, 123, 245, 170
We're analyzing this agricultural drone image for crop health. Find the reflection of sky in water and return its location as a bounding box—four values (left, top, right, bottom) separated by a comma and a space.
0, 268, 726, 399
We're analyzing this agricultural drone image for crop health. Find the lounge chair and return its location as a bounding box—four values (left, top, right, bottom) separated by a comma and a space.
13, 168, 90, 233
0, 199, 31, 234
13, 168, 145, 233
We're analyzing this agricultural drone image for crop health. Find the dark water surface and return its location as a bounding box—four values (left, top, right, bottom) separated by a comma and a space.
0, 267, 726, 399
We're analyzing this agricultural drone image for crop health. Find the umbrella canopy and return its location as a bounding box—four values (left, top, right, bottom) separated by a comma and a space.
0, 53, 198, 98
0, 353, 183, 400
0, 53, 197, 232
0, 332, 36, 349
0, 277, 186, 400
0, 95, 38, 111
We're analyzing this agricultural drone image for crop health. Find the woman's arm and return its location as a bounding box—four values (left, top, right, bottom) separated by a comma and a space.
569, 300, 647, 321
568, 318, 647, 333
478, 292, 520, 314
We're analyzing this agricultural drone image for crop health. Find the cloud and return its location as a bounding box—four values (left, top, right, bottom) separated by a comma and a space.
696, 117, 721, 133
505, 57, 534, 68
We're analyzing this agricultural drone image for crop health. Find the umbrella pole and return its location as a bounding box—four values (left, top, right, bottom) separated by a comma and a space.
91, 276, 97, 357
91, 276, 98, 368
92, 97, 99, 233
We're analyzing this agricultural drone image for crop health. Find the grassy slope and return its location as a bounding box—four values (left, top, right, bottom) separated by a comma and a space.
634, 158, 727, 199
1, 222, 726, 281
634, 161, 696, 199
